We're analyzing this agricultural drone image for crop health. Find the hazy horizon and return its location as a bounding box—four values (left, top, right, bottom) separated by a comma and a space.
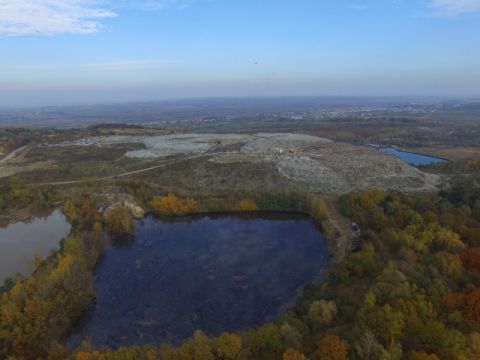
2, 95, 478, 111
1, 0, 480, 106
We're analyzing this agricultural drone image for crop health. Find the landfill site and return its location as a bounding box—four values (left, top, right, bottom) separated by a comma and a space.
50, 132, 440, 194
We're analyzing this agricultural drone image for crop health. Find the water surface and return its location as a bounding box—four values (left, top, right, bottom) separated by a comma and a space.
0, 209, 70, 282
68, 213, 328, 348
379, 147, 447, 166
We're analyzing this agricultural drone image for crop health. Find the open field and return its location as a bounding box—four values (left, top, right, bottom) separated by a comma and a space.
405, 146, 480, 161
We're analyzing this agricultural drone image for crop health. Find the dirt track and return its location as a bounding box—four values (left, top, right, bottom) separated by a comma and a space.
42, 155, 205, 186
0, 145, 28, 165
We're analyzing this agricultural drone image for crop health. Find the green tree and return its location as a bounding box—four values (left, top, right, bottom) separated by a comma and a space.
280, 323, 303, 350
357, 294, 405, 346
355, 332, 390, 360
308, 300, 337, 331
247, 324, 282, 357
372, 262, 412, 304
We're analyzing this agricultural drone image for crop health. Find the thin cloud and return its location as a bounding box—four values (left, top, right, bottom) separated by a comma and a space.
0, 0, 190, 36
116, 0, 192, 11
85, 60, 179, 70
1, 61, 178, 70
0, 0, 117, 36
428, 0, 480, 15
350, 3, 368, 12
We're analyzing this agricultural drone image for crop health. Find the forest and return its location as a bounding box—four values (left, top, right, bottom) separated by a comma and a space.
0, 176, 479, 359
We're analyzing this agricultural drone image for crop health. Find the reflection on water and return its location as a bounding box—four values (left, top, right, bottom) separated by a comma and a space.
68, 213, 329, 349
0, 209, 71, 282
379, 147, 447, 166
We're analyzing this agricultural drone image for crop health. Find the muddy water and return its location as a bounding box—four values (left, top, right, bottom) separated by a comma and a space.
0, 209, 70, 282
68, 212, 329, 349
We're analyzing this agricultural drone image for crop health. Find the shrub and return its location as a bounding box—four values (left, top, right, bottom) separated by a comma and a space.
104, 207, 135, 235
150, 194, 198, 216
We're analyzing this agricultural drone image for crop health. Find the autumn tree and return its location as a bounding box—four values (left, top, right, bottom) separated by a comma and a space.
105, 207, 135, 236
62, 196, 103, 231
150, 194, 198, 216
311, 199, 329, 221
281, 323, 303, 350
432, 252, 463, 279
308, 300, 337, 331
158, 344, 179, 360
467, 332, 480, 359
47, 345, 70, 360
460, 247, 480, 272
191, 330, 214, 360
414, 320, 465, 354
315, 335, 348, 360
63, 199, 76, 219
356, 293, 405, 346
235, 199, 259, 212
372, 262, 412, 303
0, 234, 102, 359
445, 284, 480, 326
212, 332, 242, 360
284, 348, 308, 360
408, 352, 440, 360
245, 324, 283, 357
432, 227, 466, 252
355, 332, 392, 360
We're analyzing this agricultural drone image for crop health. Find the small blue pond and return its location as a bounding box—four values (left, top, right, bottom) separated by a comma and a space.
379, 147, 447, 166
67, 212, 328, 349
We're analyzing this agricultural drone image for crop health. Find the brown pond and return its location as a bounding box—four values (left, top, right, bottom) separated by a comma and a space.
0, 209, 70, 283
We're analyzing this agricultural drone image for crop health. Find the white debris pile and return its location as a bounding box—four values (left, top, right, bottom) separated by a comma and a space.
240, 133, 332, 155
277, 156, 351, 193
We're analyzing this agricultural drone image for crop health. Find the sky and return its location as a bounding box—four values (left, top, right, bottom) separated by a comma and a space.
0, 0, 480, 106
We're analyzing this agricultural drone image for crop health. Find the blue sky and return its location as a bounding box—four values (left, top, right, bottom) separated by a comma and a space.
1, 0, 480, 106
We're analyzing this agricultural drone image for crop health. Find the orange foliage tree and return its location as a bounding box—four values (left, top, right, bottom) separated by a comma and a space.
63, 197, 103, 232
315, 335, 348, 360
445, 284, 480, 323
408, 351, 441, 360
461, 247, 480, 272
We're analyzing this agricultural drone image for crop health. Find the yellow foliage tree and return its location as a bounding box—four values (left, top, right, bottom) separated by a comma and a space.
105, 207, 135, 235
150, 194, 198, 216
63, 199, 76, 219
213, 332, 243, 360
408, 351, 441, 360
313, 199, 329, 220
360, 189, 386, 210
235, 199, 259, 212
92, 221, 103, 233
284, 348, 308, 360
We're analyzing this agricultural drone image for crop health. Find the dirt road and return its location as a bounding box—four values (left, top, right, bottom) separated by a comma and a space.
0, 145, 28, 165
42, 154, 206, 186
